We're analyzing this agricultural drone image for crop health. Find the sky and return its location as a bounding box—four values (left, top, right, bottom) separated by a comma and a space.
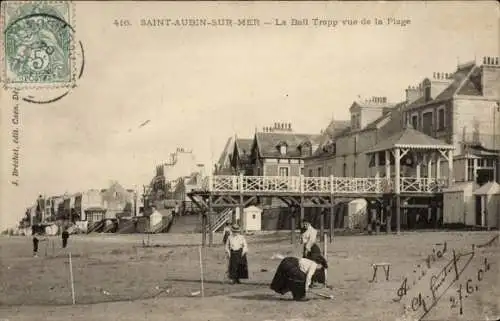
1, 1, 498, 229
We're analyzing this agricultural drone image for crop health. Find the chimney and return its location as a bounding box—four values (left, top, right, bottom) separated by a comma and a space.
405, 85, 421, 103
481, 56, 500, 98
430, 71, 454, 98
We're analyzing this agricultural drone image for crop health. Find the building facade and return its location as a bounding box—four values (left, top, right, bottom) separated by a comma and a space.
250, 122, 321, 177
304, 97, 406, 178
305, 57, 500, 186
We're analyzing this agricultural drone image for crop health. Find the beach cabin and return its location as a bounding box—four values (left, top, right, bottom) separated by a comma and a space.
442, 182, 478, 226
235, 206, 263, 232
473, 181, 500, 228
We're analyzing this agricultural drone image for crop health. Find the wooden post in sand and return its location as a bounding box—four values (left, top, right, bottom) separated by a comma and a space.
198, 246, 205, 297
69, 252, 76, 304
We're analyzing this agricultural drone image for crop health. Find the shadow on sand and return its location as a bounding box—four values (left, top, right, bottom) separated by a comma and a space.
230, 293, 307, 302
165, 278, 269, 287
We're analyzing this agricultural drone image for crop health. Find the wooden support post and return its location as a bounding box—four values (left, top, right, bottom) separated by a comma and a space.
208, 196, 213, 247
396, 196, 401, 234
394, 148, 401, 235
320, 209, 325, 242
329, 198, 335, 243
436, 207, 441, 228
202, 212, 207, 247
239, 194, 244, 228
448, 150, 454, 187
385, 198, 391, 233
300, 197, 305, 223
291, 207, 296, 245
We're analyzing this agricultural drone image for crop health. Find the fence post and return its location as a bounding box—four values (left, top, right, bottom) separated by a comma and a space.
239, 173, 244, 192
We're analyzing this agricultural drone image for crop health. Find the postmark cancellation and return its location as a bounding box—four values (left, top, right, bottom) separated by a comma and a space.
0, 1, 77, 89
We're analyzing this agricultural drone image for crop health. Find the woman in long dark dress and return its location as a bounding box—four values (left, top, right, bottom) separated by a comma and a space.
301, 221, 325, 285
225, 224, 249, 284
270, 255, 328, 301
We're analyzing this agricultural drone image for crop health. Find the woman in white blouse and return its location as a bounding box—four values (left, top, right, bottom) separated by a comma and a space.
270, 255, 328, 301
225, 224, 249, 284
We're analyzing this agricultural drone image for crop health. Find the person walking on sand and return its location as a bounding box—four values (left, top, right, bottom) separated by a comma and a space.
225, 224, 249, 284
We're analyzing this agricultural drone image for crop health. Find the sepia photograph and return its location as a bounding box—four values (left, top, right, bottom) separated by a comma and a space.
0, 1, 499, 321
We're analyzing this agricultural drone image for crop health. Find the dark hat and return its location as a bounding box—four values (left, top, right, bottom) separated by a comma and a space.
231, 224, 241, 232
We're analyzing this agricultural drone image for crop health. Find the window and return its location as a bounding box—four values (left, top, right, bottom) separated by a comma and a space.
343, 163, 347, 176
467, 159, 475, 181
308, 169, 313, 177
300, 167, 304, 175
351, 113, 361, 130
437, 108, 445, 130
422, 112, 433, 135
278, 166, 289, 177
252, 214, 256, 219
317, 167, 322, 177
280, 145, 287, 155
425, 86, 431, 101
327, 166, 333, 176
411, 115, 418, 129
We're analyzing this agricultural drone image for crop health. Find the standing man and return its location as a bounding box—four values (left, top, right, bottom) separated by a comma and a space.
32, 226, 47, 257
300, 221, 325, 287
225, 224, 249, 284
61, 228, 70, 248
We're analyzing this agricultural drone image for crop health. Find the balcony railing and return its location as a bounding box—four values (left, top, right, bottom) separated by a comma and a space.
198, 175, 448, 194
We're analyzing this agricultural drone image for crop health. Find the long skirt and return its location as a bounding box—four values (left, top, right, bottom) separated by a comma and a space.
270, 257, 307, 300
228, 249, 248, 280
62, 232, 69, 248
33, 237, 39, 253
303, 243, 326, 284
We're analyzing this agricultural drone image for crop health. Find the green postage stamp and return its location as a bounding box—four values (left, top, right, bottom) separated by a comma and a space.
1, 1, 76, 89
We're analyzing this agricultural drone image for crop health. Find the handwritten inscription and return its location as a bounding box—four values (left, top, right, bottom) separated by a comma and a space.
395, 239, 496, 321
118, 17, 412, 28
449, 258, 491, 314
11, 90, 20, 186
394, 242, 448, 302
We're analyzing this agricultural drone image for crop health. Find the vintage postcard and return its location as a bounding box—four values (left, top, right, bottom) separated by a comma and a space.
0, 1, 499, 321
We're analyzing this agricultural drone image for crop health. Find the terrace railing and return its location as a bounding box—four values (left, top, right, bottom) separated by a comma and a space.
199, 175, 449, 195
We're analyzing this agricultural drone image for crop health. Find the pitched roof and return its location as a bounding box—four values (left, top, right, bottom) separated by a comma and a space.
474, 181, 500, 195
216, 136, 235, 168
403, 62, 478, 111
255, 132, 322, 158
364, 124, 455, 154
456, 65, 482, 96
235, 138, 253, 156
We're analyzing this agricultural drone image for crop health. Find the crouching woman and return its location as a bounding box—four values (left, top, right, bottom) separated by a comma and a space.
270, 255, 328, 301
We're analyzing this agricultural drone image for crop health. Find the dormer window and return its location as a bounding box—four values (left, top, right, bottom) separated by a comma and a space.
299, 141, 312, 157
277, 141, 288, 155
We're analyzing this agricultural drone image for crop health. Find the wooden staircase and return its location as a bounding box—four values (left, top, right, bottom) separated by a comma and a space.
87, 220, 105, 233
207, 208, 232, 233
